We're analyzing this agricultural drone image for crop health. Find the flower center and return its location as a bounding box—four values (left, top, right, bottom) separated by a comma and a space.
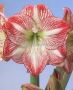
25, 30, 44, 45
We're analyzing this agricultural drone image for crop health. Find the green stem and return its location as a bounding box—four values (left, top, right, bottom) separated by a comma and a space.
30, 74, 39, 86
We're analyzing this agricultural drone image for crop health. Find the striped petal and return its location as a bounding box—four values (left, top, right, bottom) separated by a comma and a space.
41, 17, 69, 49
47, 45, 66, 65
3, 37, 24, 64
37, 4, 53, 20
20, 5, 33, 17
63, 7, 73, 30
4, 21, 25, 45
48, 49, 64, 65
3, 37, 17, 60
22, 44, 49, 76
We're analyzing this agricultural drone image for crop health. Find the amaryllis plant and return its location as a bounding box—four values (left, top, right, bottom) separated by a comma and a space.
0, 4, 6, 60
3, 4, 69, 76
1, 4, 73, 90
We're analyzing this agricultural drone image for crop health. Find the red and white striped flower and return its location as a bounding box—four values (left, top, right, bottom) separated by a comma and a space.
63, 7, 73, 73
53, 7, 73, 73
3, 4, 69, 76
62, 7, 73, 73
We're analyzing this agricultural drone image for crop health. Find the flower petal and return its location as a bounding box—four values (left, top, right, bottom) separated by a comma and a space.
63, 7, 73, 30
3, 37, 17, 60
22, 45, 49, 76
8, 15, 33, 30
3, 21, 26, 45
41, 17, 69, 49
20, 5, 34, 17
3, 37, 24, 64
37, 4, 53, 20
11, 47, 24, 64
32, 4, 53, 30
47, 44, 66, 65
48, 49, 64, 65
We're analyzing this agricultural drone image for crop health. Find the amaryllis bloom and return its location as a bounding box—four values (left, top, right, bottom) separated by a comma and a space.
0, 4, 6, 60
54, 7, 73, 73
62, 7, 73, 73
3, 4, 69, 76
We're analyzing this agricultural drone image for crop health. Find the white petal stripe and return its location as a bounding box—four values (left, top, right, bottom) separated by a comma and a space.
33, 6, 40, 23
50, 49, 63, 57
12, 22, 25, 33
30, 44, 46, 70
33, 6, 41, 29
43, 28, 64, 36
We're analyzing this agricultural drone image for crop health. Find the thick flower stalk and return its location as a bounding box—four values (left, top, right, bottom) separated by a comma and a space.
3, 4, 69, 77
0, 4, 6, 60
